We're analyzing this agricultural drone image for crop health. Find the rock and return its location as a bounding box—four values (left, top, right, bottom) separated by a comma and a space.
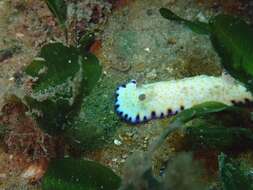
21, 158, 48, 183
146, 69, 157, 79
114, 139, 122, 146
0, 173, 7, 179
167, 38, 177, 45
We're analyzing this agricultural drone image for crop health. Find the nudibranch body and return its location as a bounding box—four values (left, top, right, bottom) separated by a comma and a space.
115, 75, 253, 124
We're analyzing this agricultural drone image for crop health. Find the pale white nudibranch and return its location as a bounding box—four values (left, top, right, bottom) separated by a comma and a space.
115, 75, 253, 124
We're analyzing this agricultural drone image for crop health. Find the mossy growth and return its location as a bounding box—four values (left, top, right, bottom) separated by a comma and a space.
64, 74, 125, 151
0, 124, 7, 141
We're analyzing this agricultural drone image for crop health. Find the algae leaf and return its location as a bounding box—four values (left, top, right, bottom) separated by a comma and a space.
171, 101, 230, 124
26, 43, 81, 96
24, 43, 101, 134
159, 8, 210, 35
218, 153, 253, 190
25, 43, 82, 133
172, 101, 253, 151
210, 15, 253, 91
25, 58, 46, 78
0, 124, 7, 140
160, 8, 253, 91
45, 0, 67, 29
170, 102, 253, 151
42, 158, 121, 190
185, 125, 253, 151
79, 32, 95, 51
151, 102, 232, 152
152, 101, 253, 153
82, 53, 102, 94
45, 0, 68, 42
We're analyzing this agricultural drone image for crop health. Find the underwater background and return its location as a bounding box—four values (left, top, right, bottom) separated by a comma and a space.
0, 0, 253, 189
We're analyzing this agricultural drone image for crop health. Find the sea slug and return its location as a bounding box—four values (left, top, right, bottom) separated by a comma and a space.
115, 75, 253, 124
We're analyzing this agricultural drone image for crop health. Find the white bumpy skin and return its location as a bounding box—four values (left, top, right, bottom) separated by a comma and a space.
115, 75, 253, 124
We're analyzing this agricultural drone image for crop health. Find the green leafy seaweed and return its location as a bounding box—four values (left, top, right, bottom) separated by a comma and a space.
64, 120, 104, 151
185, 126, 253, 151
210, 15, 253, 90
160, 8, 253, 91
26, 43, 81, 96
45, 0, 68, 42
219, 153, 253, 190
150, 102, 232, 152
42, 158, 121, 190
82, 53, 102, 94
0, 124, 7, 140
171, 101, 230, 124
171, 102, 253, 151
25, 58, 46, 78
159, 8, 210, 35
45, 0, 67, 29
151, 100, 253, 153
24, 43, 101, 134
79, 32, 96, 51
24, 43, 82, 133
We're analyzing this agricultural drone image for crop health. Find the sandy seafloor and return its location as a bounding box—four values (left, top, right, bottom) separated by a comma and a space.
0, 0, 249, 189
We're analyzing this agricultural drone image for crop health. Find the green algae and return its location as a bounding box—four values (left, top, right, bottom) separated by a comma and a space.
160, 8, 253, 92
160, 7, 210, 35
45, 0, 68, 42
210, 15, 253, 91
24, 43, 84, 134
65, 74, 126, 150
80, 75, 122, 131
219, 153, 253, 190
0, 124, 7, 141
45, 0, 67, 29
42, 158, 121, 190
24, 42, 102, 135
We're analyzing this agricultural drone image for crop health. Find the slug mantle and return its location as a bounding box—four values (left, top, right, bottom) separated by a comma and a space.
115, 75, 253, 124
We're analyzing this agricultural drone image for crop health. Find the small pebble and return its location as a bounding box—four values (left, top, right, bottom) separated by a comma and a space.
196, 12, 208, 23
114, 139, 122, 146
112, 158, 118, 162
9, 77, 14, 81
167, 38, 177, 45
146, 69, 157, 79
118, 134, 124, 141
16, 33, 25, 38
122, 154, 127, 159
0, 173, 7, 179
144, 47, 151, 52
0, 48, 13, 62
126, 132, 134, 137
146, 9, 153, 16
166, 66, 173, 73
134, 63, 145, 72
